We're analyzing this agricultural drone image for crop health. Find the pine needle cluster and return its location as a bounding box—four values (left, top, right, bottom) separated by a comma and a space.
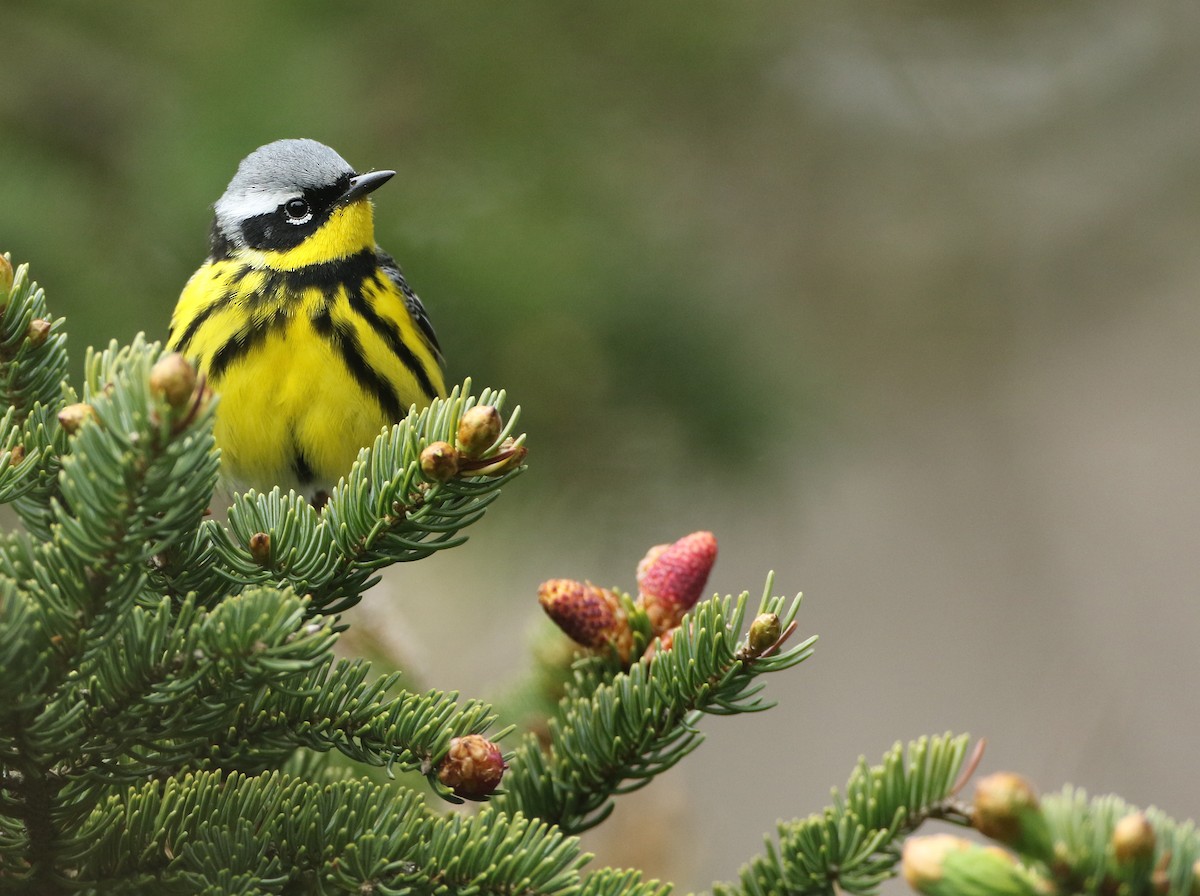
0, 254, 1196, 895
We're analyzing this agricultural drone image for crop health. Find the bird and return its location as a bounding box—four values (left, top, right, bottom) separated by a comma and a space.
168, 138, 446, 504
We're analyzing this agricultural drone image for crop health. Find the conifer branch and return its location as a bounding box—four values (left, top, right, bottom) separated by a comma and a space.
204, 651, 499, 782
68, 771, 591, 895
578, 869, 672, 896
940, 780, 1200, 896
44, 591, 333, 804
154, 383, 525, 614
1042, 789, 1200, 896
56, 337, 219, 577
0, 261, 521, 891
0, 257, 68, 423
496, 586, 816, 833
716, 734, 973, 896
5, 255, 1196, 896
0, 258, 71, 540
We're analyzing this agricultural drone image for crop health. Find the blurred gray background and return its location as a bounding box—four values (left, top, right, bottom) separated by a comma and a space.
3, 2, 1198, 891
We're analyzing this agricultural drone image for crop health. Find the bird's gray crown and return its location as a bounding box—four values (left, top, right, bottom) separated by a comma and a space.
213, 139, 355, 241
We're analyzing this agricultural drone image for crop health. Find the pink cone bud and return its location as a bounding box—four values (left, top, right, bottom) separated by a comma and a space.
636, 531, 717, 633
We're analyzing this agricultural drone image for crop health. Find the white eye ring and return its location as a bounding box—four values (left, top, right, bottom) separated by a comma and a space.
284, 198, 312, 224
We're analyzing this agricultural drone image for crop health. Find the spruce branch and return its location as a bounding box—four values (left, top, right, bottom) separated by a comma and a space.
717, 733, 973, 896
157, 382, 525, 614
5, 254, 1195, 896
5, 336, 220, 699
42, 590, 334, 802
0, 256, 68, 424
1038, 789, 1200, 896
0, 257, 72, 539
10, 575, 503, 832
496, 583, 816, 833
56, 337, 219, 575
0, 579, 47, 711
906, 775, 1200, 896
0, 259, 524, 891
68, 771, 591, 896
0, 405, 68, 510
206, 653, 500, 784
578, 869, 672, 896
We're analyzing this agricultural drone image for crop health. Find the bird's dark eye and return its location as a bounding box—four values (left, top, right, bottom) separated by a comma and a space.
284, 198, 310, 221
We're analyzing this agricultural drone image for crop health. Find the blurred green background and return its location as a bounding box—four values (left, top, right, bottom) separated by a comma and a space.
4, 2, 1200, 890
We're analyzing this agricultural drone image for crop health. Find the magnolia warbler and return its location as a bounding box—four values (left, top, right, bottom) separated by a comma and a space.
168, 139, 446, 502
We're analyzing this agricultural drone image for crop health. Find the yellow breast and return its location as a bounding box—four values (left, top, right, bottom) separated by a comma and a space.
169, 249, 445, 494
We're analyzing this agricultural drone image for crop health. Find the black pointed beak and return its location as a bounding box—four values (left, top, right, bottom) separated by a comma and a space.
341, 169, 395, 204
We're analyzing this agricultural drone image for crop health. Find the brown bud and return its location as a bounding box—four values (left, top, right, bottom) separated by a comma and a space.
456, 405, 503, 458
1112, 811, 1155, 865
150, 353, 198, 409
973, 772, 1052, 861
437, 734, 506, 800
743, 613, 782, 659
57, 402, 97, 435
419, 440, 460, 482
538, 578, 632, 660
248, 532, 271, 565
0, 254, 12, 295
636, 531, 718, 633
7, 444, 25, 466
26, 318, 52, 347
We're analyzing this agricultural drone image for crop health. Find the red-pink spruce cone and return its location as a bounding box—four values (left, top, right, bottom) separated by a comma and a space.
538, 578, 633, 661
636, 531, 718, 633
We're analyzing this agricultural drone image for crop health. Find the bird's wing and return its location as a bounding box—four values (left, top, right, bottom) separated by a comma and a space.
376, 250, 443, 365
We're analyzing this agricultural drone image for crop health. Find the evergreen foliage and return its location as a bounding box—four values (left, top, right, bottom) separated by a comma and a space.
718, 734, 973, 896
496, 585, 816, 833
153, 380, 524, 614
0, 254, 1196, 895
1038, 788, 1200, 896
